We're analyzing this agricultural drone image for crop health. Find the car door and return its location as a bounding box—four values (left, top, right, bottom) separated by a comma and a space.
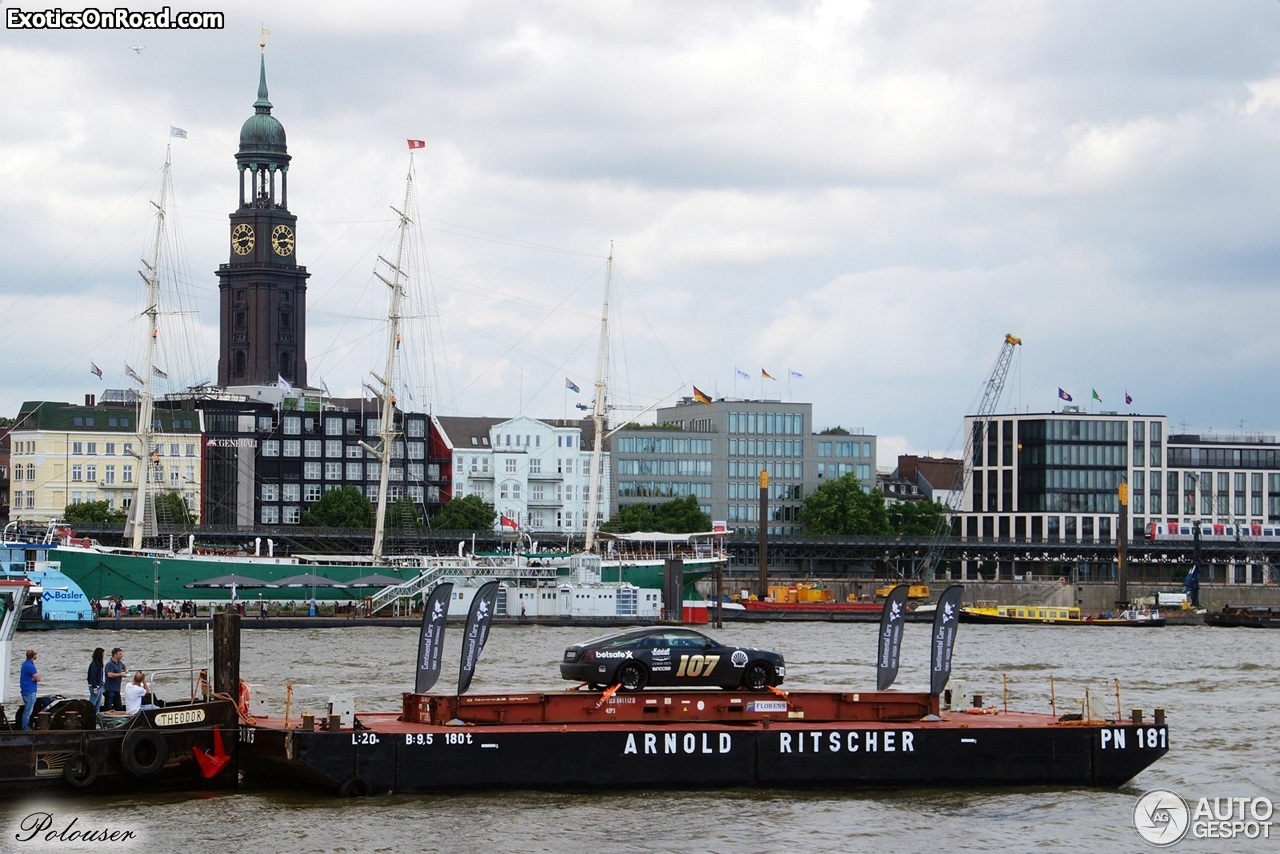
668, 632, 726, 687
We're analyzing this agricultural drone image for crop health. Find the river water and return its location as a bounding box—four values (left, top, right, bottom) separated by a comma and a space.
3, 621, 1275, 853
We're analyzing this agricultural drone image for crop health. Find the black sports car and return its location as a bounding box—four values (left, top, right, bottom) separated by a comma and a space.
559, 626, 786, 691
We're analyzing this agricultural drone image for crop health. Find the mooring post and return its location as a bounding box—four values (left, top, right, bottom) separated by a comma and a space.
213, 611, 241, 699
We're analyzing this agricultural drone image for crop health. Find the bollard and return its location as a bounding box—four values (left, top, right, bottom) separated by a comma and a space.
329, 713, 341, 732
301, 713, 314, 731
1154, 708, 1165, 725
1131, 709, 1143, 724
972, 693, 984, 709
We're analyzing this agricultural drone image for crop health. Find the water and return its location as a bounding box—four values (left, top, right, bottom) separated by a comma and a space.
3, 622, 1275, 852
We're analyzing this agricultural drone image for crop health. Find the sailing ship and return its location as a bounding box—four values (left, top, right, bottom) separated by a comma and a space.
48, 156, 695, 620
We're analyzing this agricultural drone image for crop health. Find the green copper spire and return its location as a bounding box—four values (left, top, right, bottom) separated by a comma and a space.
254, 54, 272, 113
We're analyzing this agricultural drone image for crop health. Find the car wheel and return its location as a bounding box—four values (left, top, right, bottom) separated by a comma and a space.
618, 662, 647, 692
742, 662, 774, 691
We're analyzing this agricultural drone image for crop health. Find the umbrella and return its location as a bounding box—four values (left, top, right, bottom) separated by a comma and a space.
346, 573, 405, 588
185, 574, 278, 589
273, 573, 348, 588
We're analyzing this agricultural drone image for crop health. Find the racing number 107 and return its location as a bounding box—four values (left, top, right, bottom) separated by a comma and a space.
676, 654, 720, 677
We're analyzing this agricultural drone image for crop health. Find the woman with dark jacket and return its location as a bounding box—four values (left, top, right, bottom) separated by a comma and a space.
87, 647, 105, 712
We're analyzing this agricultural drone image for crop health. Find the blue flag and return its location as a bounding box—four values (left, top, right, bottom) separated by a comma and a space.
1058, 387, 1073, 402
565, 377, 580, 393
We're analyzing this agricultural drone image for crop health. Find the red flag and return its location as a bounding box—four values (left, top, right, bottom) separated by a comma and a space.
500, 514, 518, 530
692, 386, 712, 405
407, 139, 426, 150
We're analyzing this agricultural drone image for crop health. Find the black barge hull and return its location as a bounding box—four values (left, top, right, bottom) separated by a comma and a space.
238, 690, 1169, 797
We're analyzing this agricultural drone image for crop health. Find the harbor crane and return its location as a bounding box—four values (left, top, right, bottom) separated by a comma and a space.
913, 333, 1022, 580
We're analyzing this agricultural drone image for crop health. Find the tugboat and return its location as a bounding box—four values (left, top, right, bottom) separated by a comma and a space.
0, 579, 239, 794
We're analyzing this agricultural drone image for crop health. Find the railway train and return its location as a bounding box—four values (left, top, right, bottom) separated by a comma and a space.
1147, 522, 1280, 541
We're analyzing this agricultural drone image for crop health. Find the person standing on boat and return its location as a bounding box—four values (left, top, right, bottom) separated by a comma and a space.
87, 647, 106, 712
103, 647, 128, 712
19, 649, 40, 730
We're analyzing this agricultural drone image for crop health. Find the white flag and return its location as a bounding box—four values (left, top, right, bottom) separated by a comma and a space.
789, 368, 804, 379
152, 366, 168, 379
277, 374, 294, 394
125, 364, 144, 384
170, 126, 188, 139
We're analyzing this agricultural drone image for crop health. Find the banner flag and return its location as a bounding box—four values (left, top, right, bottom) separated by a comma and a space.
692, 386, 712, 405
1057, 387, 1072, 402
565, 377, 580, 393
407, 139, 426, 150
415, 582, 453, 693
90, 361, 103, 379
457, 580, 501, 696
875, 584, 910, 691
929, 585, 965, 696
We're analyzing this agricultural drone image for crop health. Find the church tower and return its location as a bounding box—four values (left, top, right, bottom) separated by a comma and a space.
216, 53, 310, 388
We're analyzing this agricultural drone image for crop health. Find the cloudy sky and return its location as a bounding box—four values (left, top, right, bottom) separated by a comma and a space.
3, 0, 1279, 465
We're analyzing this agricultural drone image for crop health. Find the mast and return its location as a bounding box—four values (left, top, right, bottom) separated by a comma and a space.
583, 245, 613, 552
128, 145, 170, 549
366, 161, 413, 563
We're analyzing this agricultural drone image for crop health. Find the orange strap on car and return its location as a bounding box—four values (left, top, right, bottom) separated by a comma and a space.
594, 684, 621, 709
767, 685, 790, 700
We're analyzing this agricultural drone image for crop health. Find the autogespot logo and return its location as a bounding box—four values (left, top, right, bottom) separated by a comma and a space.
1134, 789, 1190, 846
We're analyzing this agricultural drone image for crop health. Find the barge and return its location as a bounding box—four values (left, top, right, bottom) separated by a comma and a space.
237, 687, 1169, 796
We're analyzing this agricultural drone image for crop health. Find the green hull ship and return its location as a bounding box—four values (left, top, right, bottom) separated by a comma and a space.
50, 534, 722, 605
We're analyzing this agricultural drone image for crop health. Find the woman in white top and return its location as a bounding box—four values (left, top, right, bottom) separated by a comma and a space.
123, 671, 158, 714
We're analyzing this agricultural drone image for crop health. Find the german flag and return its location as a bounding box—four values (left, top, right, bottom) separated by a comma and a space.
692, 386, 712, 405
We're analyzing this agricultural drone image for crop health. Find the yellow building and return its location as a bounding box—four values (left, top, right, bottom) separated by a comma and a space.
8, 397, 202, 524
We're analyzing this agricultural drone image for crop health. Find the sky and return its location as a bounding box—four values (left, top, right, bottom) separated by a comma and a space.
3, 0, 1279, 468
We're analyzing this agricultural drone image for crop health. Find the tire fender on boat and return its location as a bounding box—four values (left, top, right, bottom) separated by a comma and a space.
63, 751, 100, 788
121, 729, 169, 777
338, 776, 370, 798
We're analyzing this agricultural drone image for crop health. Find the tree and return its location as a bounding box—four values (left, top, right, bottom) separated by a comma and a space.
62, 500, 127, 528
798, 476, 890, 535
154, 491, 196, 527
301, 486, 373, 528
887, 500, 949, 537
430, 494, 495, 531
601, 495, 711, 534
384, 495, 424, 530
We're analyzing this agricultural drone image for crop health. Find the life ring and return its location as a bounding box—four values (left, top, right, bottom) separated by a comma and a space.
1058, 576, 1067, 585
120, 729, 169, 777
63, 752, 99, 788
238, 680, 251, 715
338, 776, 370, 798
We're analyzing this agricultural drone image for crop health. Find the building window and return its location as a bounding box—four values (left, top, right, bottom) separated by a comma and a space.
326, 440, 342, 458
305, 439, 321, 457
261, 506, 279, 524
282, 505, 300, 524
283, 483, 300, 502
304, 462, 322, 480
122, 465, 133, 483
347, 462, 363, 480
325, 462, 342, 480
304, 484, 322, 502
262, 440, 280, 457
72, 442, 84, 455
283, 417, 301, 435
283, 440, 300, 457
326, 418, 343, 436
71, 465, 83, 482
262, 483, 279, 501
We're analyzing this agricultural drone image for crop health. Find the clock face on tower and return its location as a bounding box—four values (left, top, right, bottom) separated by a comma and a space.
231, 223, 255, 255
271, 224, 295, 256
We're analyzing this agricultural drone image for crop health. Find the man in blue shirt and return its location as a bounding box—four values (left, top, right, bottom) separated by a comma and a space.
19, 649, 40, 730
103, 647, 128, 712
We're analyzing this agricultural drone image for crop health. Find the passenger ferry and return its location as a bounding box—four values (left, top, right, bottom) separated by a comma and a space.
959, 602, 1165, 627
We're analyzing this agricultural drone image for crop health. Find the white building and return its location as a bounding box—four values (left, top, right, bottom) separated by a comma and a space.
436, 415, 610, 534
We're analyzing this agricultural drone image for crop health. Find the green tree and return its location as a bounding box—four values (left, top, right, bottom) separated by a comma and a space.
798, 476, 890, 535
384, 495, 424, 530
301, 486, 374, 528
601, 495, 711, 534
62, 500, 127, 527
429, 494, 495, 531
600, 503, 655, 534
154, 491, 196, 526
887, 500, 949, 537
